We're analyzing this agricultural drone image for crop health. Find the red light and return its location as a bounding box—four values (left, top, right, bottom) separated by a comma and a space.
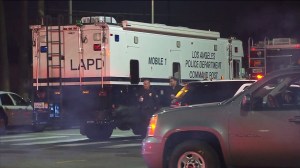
182, 103, 189, 106
295, 44, 300, 48
99, 91, 107, 96
251, 47, 256, 51
170, 101, 181, 108
36, 91, 46, 99
93, 44, 101, 51
256, 74, 264, 80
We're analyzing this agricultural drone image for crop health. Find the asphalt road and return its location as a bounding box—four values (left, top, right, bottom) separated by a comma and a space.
0, 128, 147, 168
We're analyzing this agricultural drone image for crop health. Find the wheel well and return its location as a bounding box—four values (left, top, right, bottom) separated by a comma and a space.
163, 131, 226, 168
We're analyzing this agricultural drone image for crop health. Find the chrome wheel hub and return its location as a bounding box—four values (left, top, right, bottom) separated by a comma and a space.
178, 151, 205, 168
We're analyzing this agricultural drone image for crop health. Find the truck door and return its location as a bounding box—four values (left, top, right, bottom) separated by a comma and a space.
130, 60, 139, 84
229, 73, 300, 167
173, 62, 181, 82
233, 59, 240, 78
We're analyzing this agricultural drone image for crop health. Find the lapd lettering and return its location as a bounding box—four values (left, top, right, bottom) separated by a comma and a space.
186, 60, 199, 68
148, 57, 165, 65
189, 71, 208, 79
189, 71, 218, 79
192, 51, 200, 58
185, 60, 222, 69
209, 72, 218, 79
191, 51, 216, 60
71, 58, 103, 70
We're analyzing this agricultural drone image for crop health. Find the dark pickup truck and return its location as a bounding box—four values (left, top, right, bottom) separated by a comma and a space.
142, 66, 300, 168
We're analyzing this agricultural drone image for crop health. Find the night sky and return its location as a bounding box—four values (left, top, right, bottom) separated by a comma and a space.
45, 1, 300, 41
3, 0, 300, 62
2, 0, 300, 93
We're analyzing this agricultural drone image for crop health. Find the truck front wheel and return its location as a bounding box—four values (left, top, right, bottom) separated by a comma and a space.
168, 140, 220, 168
131, 122, 148, 137
85, 124, 113, 140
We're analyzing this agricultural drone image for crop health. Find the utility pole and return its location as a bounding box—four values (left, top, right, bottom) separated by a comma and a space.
19, 0, 29, 98
38, 0, 44, 24
69, 0, 72, 24
0, 0, 10, 91
151, 0, 154, 23
228, 37, 233, 80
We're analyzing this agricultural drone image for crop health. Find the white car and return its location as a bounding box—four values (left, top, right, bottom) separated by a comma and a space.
0, 91, 46, 132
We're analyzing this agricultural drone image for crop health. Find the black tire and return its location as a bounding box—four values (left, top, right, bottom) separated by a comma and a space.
131, 123, 148, 138
168, 140, 220, 168
85, 124, 114, 140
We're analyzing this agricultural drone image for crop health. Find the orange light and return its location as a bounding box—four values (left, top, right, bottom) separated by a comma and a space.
147, 114, 158, 137
256, 74, 264, 80
54, 91, 61, 95
82, 90, 90, 94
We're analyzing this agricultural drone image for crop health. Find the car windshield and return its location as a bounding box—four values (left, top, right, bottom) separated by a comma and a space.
176, 81, 254, 105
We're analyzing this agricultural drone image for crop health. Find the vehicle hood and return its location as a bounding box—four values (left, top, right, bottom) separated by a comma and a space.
156, 102, 229, 134
158, 102, 221, 114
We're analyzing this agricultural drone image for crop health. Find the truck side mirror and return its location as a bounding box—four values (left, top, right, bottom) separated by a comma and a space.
241, 94, 251, 111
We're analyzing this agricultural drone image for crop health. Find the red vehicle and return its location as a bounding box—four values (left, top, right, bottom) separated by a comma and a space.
248, 37, 300, 80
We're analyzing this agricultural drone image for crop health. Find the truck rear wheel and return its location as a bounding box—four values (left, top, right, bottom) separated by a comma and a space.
131, 123, 147, 138
85, 124, 113, 140
168, 140, 220, 168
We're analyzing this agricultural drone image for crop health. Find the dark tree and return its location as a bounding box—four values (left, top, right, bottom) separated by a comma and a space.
0, 0, 10, 91
18, 0, 29, 98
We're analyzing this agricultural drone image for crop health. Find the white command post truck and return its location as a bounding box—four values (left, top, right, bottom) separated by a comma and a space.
30, 16, 245, 140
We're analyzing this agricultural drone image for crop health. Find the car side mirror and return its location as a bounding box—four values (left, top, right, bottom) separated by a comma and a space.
241, 94, 251, 111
